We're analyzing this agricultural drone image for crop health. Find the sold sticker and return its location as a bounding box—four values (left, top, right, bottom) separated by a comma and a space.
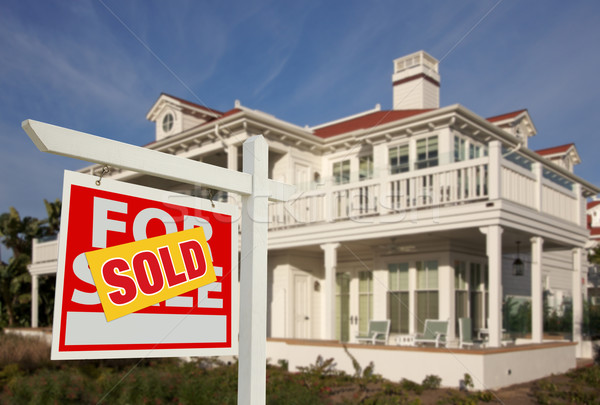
86, 227, 216, 322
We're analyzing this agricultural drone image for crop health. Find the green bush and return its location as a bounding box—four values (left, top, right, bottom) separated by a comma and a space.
2, 333, 600, 404
421, 374, 441, 390
0, 333, 51, 372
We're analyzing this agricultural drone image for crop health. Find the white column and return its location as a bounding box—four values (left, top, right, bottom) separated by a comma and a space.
574, 184, 585, 227
238, 136, 269, 405
480, 225, 503, 347
31, 274, 39, 328
227, 144, 238, 171
408, 263, 417, 334
533, 163, 543, 212
373, 142, 390, 215
573, 247, 583, 351
438, 255, 455, 341
227, 144, 238, 206
488, 141, 502, 200
320, 243, 340, 340
530, 236, 544, 343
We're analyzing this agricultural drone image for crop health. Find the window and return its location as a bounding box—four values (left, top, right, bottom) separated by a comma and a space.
455, 261, 468, 331
469, 143, 481, 159
470, 263, 485, 330
162, 113, 174, 133
454, 136, 466, 162
358, 271, 373, 334
542, 168, 574, 191
388, 263, 409, 334
502, 146, 533, 171
333, 160, 350, 185
416, 136, 438, 169
335, 273, 351, 342
359, 155, 373, 181
389, 144, 409, 174
416, 260, 438, 332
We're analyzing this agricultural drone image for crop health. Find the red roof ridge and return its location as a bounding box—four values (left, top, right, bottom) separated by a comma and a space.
535, 143, 575, 156
160, 93, 224, 116
486, 109, 528, 123
313, 109, 433, 138
588, 200, 600, 209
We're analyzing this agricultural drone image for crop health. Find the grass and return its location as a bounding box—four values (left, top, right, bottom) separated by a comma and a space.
1, 332, 599, 404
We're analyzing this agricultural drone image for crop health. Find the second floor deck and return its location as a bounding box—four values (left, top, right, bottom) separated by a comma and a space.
269, 146, 584, 231
29, 141, 591, 268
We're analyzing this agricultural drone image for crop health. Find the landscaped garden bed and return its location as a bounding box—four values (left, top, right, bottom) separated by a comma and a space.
1, 333, 598, 404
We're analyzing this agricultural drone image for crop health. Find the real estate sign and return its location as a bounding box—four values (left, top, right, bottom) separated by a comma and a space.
51, 170, 238, 360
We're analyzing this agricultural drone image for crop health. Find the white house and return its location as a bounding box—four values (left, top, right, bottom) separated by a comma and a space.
29, 51, 600, 389
587, 199, 600, 304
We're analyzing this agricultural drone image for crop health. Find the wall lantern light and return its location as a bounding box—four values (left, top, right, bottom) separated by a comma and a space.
513, 241, 524, 276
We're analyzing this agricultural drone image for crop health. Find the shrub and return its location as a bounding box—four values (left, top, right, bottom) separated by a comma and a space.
0, 333, 51, 372
421, 374, 441, 390
399, 378, 423, 395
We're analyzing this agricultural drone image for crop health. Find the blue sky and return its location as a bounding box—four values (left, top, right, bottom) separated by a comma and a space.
1, 0, 599, 230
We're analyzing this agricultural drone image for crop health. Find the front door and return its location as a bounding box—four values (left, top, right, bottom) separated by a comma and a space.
293, 274, 310, 338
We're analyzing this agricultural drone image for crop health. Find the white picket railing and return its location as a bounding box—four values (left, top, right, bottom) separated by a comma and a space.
269, 158, 490, 230
387, 158, 488, 211
31, 235, 59, 264
31, 155, 584, 263
500, 160, 537, 210
541, 181, 577, 223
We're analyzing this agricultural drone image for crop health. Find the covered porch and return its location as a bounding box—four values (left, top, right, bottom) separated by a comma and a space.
268, 225, 586, 355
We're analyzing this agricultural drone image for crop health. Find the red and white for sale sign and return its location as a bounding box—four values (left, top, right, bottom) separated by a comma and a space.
51, 170, 239, 360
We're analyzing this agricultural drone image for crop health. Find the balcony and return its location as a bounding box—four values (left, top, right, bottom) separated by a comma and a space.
269, 153, 582, 231
29, 235, 59, 276
29, 150, 584, 268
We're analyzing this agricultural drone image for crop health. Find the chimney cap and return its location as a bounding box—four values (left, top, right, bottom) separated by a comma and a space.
393, 50, 439, 74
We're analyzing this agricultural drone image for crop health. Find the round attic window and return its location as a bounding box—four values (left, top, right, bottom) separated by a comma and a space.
162, 113, 174, 133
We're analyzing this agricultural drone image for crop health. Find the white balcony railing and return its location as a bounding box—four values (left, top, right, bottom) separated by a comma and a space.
31, 235, 59, 264
541, 181, 577, 223
501, 160, 537, 209
269, 158, 490, 230
269, 154, 583, 231
30, 152, 585, 266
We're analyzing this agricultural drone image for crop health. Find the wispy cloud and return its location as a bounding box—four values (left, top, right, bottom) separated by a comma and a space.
0, 4, 147, 129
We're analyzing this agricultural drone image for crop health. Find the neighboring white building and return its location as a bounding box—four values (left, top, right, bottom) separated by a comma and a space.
29, 51, 600, 388
586, 198, 600, 304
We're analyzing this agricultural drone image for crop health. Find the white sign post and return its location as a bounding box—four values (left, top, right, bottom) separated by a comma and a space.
22, 119, 294, 405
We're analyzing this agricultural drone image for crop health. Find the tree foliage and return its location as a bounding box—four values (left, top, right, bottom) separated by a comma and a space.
41, 199, 61, 238
0, 201, 60, 327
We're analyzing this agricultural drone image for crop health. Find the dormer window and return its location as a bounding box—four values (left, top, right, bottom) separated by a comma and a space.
162, 113, 174, 133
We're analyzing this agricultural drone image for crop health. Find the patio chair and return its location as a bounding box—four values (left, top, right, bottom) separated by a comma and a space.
414, 319, 448, 347
355, 320, 390, 345
459, 317, 483, 348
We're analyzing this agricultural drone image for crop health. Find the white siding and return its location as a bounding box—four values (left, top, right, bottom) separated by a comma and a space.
502, 254, 532, 297
503, 249, 575, 308
393, 80, 439, 109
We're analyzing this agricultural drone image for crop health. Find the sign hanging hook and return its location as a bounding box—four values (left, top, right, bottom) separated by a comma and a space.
207, 188, 216, 208
95, 165, 110, 186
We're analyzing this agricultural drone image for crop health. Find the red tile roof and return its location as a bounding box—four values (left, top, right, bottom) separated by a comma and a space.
486, 109, 527, 123
313, 110, 433, 138
535, 143, 574, 156
161, 93, 224, 116
589, 200, 600, 209
312, 107, 534, 138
